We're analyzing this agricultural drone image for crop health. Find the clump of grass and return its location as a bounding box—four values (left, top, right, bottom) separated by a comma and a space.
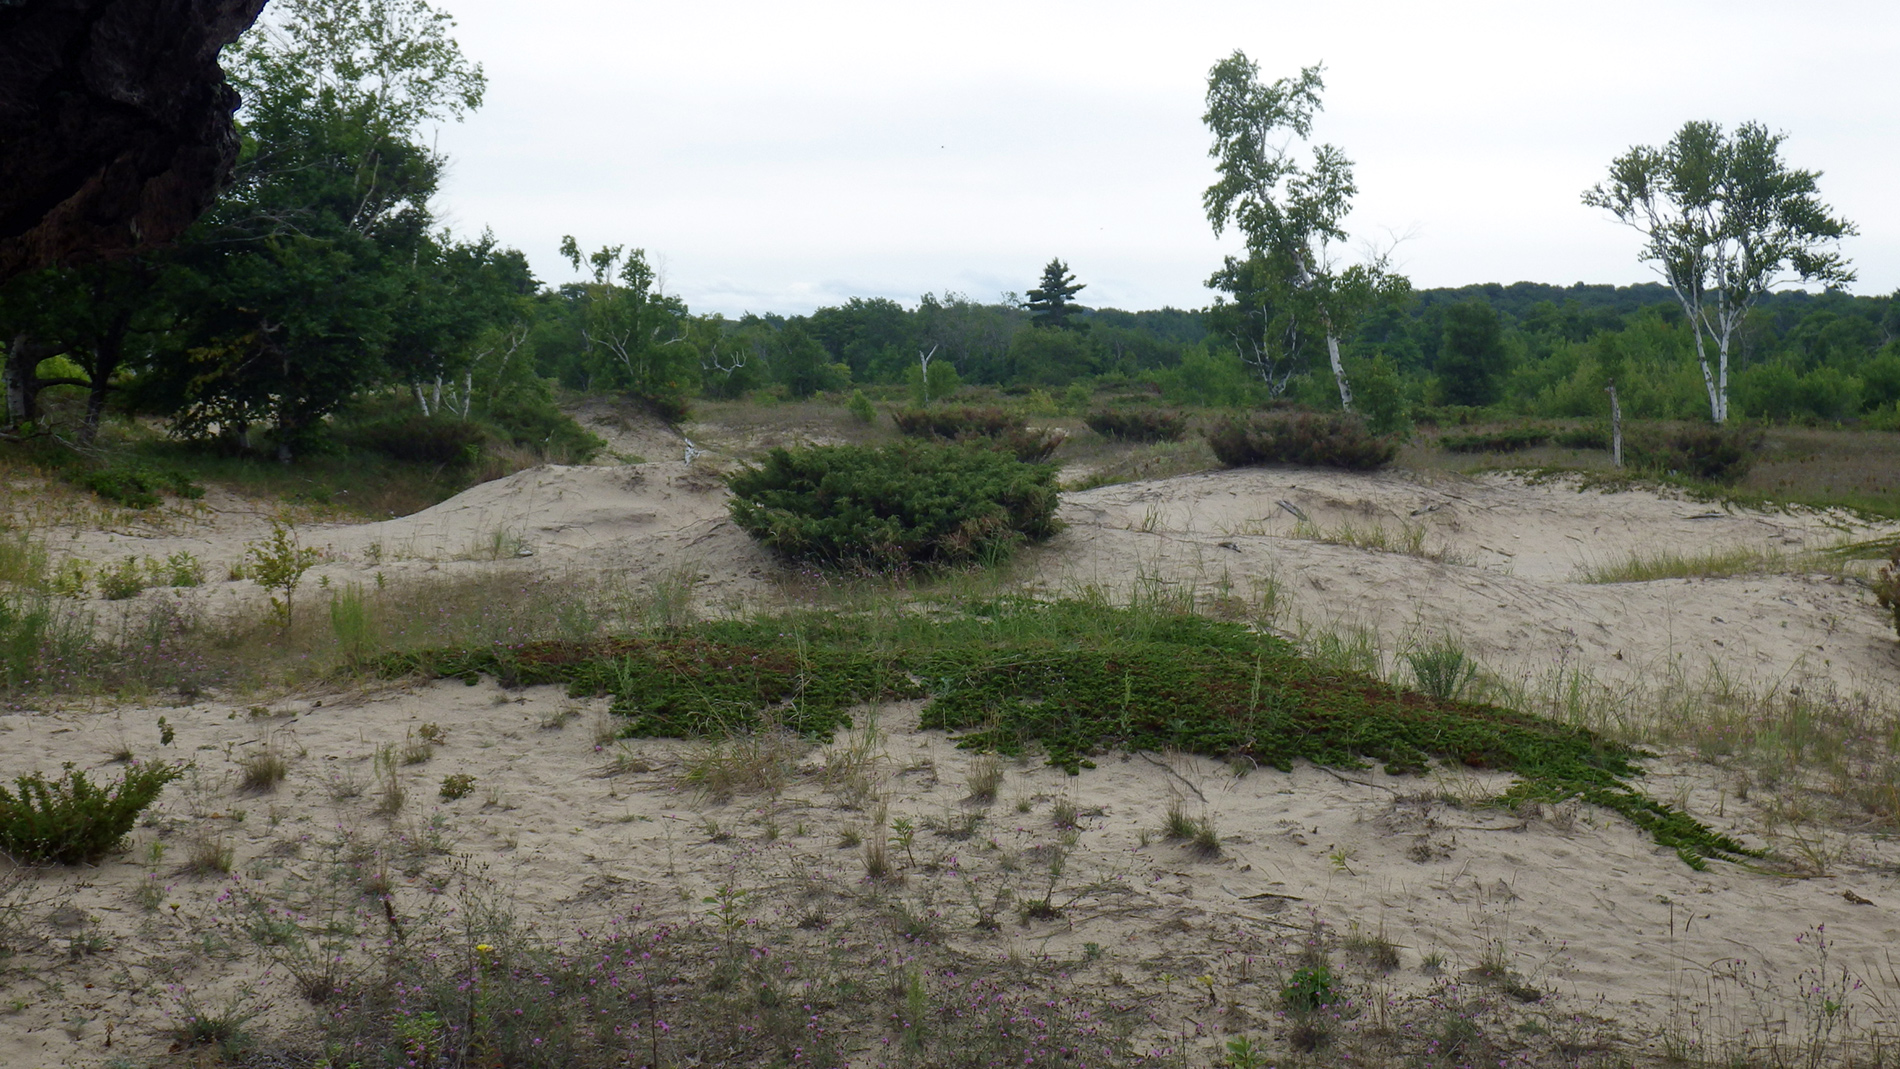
237, 747, 289, 792
1161, 798, 1219, 855
679, 726, 805, 801
439, 773, 476, 800
965, 754, 1003, 804
1344, 926, 1402, 972
1289, 516, 1467, 564
1404, 636, 1480, 702
1575, 544, 1805, 583
183, 833, 235, 875
386, 596, 1757, 865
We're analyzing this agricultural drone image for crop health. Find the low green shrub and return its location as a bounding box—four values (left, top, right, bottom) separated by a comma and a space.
349, 415, 492, 467
1086, 408, 1187, 443
891, 406, 1063, 462
1627, 422, 1764, 483
99, 556, 148, 600
1440, 427, 1549, 453
891, 406, 1022, 440
1205, 411, 1396, 470
1281, 965, 1337, 1013
387, 597, 1754, 865
481, 400, 605, 463
727, 441, 1062, 570
0, 762, 184, 864
845, 389, 877, 425
1553, 426, 1611, 450
70, 465, 204, 509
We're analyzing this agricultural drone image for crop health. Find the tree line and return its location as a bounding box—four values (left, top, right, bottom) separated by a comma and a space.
2, 9, 1893, 469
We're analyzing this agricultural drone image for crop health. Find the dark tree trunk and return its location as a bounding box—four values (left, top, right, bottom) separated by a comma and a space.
0, 0, 268, 284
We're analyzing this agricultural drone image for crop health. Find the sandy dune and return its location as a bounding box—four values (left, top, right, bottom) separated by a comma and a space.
5, 426, 1900, 1066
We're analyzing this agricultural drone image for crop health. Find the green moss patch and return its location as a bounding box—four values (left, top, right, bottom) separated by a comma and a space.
382, 598, 1755, 866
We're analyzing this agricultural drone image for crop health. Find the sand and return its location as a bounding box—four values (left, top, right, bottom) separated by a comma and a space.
3, 413, 1899, 1066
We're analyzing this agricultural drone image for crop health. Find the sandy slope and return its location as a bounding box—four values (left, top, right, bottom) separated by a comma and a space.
5, 432, 1900, 1066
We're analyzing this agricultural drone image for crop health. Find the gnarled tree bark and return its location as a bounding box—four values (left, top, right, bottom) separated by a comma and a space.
0, 0, 267, 284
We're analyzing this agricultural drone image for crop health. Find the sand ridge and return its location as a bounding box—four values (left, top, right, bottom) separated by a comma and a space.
4, 436, 1900, 1066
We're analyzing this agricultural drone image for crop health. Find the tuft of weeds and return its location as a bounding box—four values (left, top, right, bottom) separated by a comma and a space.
237, 747, 289, 792
1404, 635, 1481, 702
439, 773, 476, 801
1575, 543, 1815, 583
965, 753, 1003, 805
98, 556, 148, 600
1344, 925, 1402, 973
182, 833, 234, 876
1289, 516, 1470, 564
679, 724, 805, 801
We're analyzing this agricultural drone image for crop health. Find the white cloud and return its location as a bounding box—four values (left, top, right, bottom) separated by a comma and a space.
427, 0, 1900, 315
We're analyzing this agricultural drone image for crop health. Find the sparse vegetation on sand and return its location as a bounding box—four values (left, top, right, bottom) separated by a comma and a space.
387, 595, 1754, 865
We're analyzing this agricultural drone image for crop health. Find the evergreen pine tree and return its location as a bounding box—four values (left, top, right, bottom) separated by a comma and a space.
1027, 258, 1087, 330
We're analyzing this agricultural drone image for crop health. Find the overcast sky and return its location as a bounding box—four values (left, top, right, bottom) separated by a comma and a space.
416, 1, 1900, 318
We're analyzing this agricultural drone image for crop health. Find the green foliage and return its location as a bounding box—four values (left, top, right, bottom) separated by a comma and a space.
890, 405, 1020, 440
845, 389, 877, 425
247, 519, 324, 629
1438, 301, 1510, 406
1027, 259, 1087, 331
1584, 120, 1857, 424
1281, 965, 1337, 1013
387, 598, 1754, 864
558, 238, 698, 419
1552, 426, 1610, 450
726, 442, 1062, 570
348, 414, 490, 467
69, 466, 204, 509
891, 406, 1063, 462
1085, 408, 1187, 443
99, 557, 148, 601
905, 357, 962, 406
1350, 351, 1410, 436
439, 773, 476, 800
1006, 327, 1096, 387
1205, 410, 1396, 470
0, 762, 184, 864
1440, 427, 1550, 453
1404, 637, 1480, 701
1627, 422, 1765, 483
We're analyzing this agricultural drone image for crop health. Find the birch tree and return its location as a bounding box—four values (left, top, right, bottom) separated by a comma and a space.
1583, 121, 1855, 424
1202, 52, 1403, 411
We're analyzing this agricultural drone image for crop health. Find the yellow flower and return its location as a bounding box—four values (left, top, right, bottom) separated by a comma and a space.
475, 943, 494, 954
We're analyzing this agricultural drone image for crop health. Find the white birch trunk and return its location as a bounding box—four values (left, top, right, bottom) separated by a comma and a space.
1606, 381, 1623, 467
1326, 333, 1352, 412
413, 382, 431, 417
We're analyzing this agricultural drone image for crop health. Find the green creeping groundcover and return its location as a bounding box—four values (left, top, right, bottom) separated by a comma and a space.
381, 598, 1755, 868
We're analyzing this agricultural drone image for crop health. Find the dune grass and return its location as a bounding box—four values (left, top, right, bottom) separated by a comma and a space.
1573, 544, 1812, 584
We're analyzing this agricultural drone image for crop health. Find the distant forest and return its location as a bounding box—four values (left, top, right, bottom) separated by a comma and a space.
5, 0, 1898, 465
